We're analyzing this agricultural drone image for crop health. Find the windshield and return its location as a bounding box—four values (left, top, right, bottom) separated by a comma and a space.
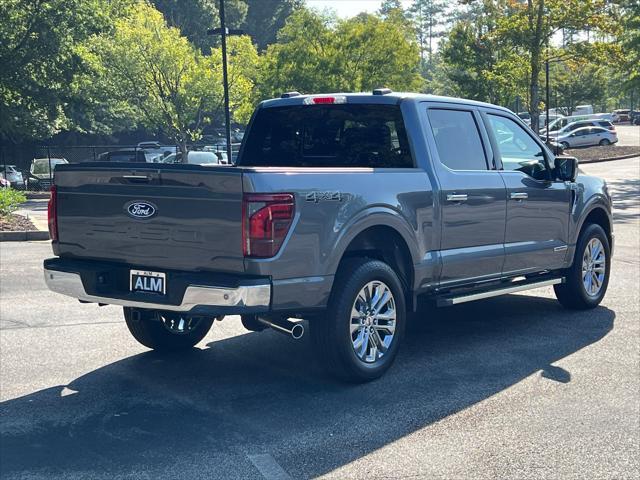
239, 104, 413, 168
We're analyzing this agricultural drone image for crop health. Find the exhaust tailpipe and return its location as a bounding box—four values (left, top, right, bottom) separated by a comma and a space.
256, 317, 304, 340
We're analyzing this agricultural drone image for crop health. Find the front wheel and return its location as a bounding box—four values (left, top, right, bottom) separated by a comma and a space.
561, 141, 570, 150
124, 308, 214, 351
312, 258, 406, 382
554, 224, 610, 309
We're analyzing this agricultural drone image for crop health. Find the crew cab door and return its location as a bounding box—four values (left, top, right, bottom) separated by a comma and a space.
424, 105, 507, 286
483, 111, 571, 274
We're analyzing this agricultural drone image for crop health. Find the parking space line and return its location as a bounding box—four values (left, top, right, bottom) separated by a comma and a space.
247, 454, 293, 480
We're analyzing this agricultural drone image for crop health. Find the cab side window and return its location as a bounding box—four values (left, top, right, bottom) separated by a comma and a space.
487, 114, 550, 181
428, 109, 488, 171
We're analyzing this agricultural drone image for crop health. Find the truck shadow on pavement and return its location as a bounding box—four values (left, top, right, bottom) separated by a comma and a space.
608, 178, 639, 224
0, 295, 614, 479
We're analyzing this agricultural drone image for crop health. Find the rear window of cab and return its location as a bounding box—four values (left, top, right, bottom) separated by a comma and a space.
239, 104, 413, 168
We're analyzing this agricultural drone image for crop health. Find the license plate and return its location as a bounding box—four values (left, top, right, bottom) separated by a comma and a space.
130, 270, 166, 295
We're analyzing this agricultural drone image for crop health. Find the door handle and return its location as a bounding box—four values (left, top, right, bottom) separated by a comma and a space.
446, 194, 468, 202
510, 192, 528, 200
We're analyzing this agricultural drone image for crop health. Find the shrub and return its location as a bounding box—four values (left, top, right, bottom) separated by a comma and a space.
0, 188, 27, 216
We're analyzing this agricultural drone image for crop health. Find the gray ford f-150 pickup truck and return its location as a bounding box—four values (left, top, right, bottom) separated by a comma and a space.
44, 90, 613, 382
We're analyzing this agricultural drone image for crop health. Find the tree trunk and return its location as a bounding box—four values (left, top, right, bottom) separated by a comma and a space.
179, 139, 188, 162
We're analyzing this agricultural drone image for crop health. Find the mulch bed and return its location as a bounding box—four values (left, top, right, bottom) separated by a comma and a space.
0, 213, 37, 231
566, 145, 640, 162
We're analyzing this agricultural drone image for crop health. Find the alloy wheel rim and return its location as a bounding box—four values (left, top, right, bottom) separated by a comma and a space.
581, 238, 606, 297
350, 280, 397, 364
158, 313, 202, 334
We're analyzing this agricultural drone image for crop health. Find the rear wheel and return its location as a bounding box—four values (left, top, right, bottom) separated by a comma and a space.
124, 307, 214, 351
312, 258, 406, 382
554, 224, 610, 310
599, 138, 611, 146
561, 141, 570, 150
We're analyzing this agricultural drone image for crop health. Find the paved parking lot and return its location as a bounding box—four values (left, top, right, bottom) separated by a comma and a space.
1, 159, 638, 479
616, 124, 640, 147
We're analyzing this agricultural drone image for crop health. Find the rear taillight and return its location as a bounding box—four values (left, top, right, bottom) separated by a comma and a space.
242, 193, 294, 258
48, 185, 58, 241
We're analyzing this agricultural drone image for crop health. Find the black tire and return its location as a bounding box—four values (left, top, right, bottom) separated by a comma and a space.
561, 141, 570, 150
312, 258, 406, 382
124, 307, 214, 351
554, 224, 610, 310
599, 139, 611, 146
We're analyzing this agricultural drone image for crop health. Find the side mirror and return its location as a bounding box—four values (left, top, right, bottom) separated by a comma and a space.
555, 156, 578, 182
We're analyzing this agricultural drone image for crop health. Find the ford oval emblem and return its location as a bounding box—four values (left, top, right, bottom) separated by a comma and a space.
126, 201, 157, 219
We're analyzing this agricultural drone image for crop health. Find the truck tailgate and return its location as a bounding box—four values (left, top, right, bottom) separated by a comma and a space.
54, 163, 245, 273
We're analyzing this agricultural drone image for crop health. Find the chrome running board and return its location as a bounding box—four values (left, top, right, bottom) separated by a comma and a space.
437, 277, 564, 307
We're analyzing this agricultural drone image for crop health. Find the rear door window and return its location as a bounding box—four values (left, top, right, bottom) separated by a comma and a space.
239, 104, 413, 168
427, 109, 488, 171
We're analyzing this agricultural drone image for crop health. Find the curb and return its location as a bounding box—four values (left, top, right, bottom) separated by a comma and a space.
0, 230, 50, 242
25, 193, 50, 199
578, 153, 640, 164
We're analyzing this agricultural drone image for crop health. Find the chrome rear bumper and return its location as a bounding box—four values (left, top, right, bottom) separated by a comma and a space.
44, 268, 271, 312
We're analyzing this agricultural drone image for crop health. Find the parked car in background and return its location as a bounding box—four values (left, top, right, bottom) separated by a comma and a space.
556, 126, 618, 149
162, 151, 222, 165
629, 111, 640, 125
1, 165, 25, 189
573, 105, 594, 115
518, 112, 565, 130
545, 119, 615, 140
0, 173, 10, 188
543, 115, 614, 134
535, 113, 564, 130
137, 141, 177, 161
27, 158, 68, 190
545, 139, 566, 155
612, 109, 630, 123
214, 151, 229, 164
98, 149, 150, 163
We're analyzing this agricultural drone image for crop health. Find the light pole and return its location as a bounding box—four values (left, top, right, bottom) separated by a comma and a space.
545, 56, 550, 144
207, 0, 242, 163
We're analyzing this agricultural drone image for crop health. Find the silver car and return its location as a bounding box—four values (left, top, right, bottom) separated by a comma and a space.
2, 165, 25, 189
557, 126, 618, 149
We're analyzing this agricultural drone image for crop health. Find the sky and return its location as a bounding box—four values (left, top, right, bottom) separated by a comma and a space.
306, 1, 413, 18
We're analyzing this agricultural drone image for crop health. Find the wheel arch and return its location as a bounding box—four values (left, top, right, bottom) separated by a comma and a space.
577, 204, 613, 250
330, 216, 418, 309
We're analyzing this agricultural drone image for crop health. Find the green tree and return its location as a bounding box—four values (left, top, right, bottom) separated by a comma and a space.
242, 0, 303, 51
493, 0, 618, 131
439, 21, 500, 101
335, 14, 423, 91
0, 0, 124, 141
409, 0, 447, 68
437, 1, 528, 106
81, 3, 258, 152
617, 0, 640, 107
151, 0, 248, 52
258, 9, 423, 99
551, 60, 607, 115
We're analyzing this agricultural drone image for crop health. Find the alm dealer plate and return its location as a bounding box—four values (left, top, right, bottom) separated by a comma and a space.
130, 269, 166, 295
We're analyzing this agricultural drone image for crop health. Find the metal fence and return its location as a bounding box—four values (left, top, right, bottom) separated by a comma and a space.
0, 143, 242, 192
